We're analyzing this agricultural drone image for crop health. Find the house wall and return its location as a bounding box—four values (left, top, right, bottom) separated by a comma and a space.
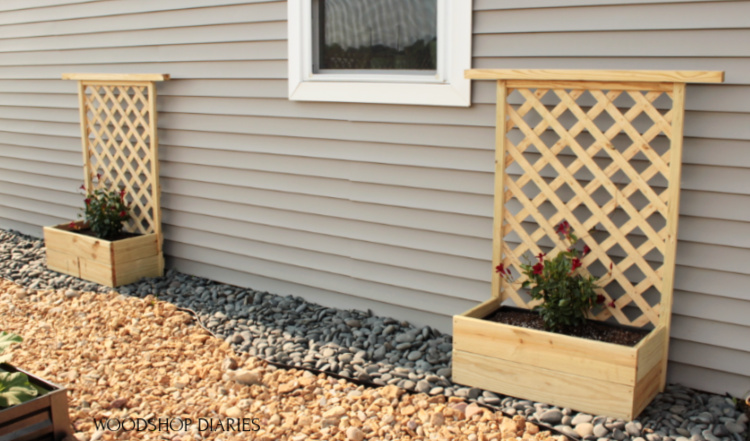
0, 0, 747, 397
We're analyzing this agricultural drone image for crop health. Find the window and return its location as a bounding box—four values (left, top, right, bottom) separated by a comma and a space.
288, 0, 472, 107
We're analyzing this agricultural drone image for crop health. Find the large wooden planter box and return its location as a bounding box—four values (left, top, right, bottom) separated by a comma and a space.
43, 220, 163, 287
0, 364, 72, 441
453, 297, 667, 420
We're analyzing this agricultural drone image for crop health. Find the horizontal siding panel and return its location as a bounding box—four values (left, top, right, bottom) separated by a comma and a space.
0, 41, 287, 66
0, 216, 42, 236
0, 143, 80, 166
474, 2, 750, 33
667, 362, 750, 398
1, 22, 285, 53
159, 113, 494, 150
0, 205, 62, 231
160, 96, 494, 127
163, 178, 492, 240
676, 241, 750, 276
0, 2, 285, 39
475, 30, 750, 57
0, 179, 80, 210
162, 145, 493, 194
678, 217, 750, 249
674, 266, 750, 302
164, 236, 477, 318
0, 60, 287, 80
669, 340, 750, 377
170, 256, 457, 334
673, 290, 750, 327
0, 192, 74, 221
0, 168, 79, 194
0, 0, 280, 26
161, 130, 493, 172
0, 156, 79, 180
163, 209, 489, 282
680, 190, 750, 223
671, 314, 750, 352
0, 0, 97, 13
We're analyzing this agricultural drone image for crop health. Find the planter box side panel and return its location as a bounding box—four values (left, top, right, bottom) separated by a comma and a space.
45, 248, 81, 279
111, 233, 160, 265
113, 253, 163, 286
453, 314, 639, 386
453, 349, 636, 420
0, 365, 72, 441
43, 225, 113, 264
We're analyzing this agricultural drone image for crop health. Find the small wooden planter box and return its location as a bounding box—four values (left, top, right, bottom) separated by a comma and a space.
44, 221, 162, 287
453, 298, 666, 420
0, 364, 72, 441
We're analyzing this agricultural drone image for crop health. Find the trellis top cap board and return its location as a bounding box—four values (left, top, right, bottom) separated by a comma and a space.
62, 73, 170, 82
465, 69, 723, 83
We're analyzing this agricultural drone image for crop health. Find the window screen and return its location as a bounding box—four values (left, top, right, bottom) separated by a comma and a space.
313, 0, 438, 72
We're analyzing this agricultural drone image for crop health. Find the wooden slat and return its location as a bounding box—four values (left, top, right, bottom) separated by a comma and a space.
453, 315, 639, 385
62, 73, 170, 82
465, 69, 724, 83
43, 223, 113, 263
113, 254, 163, 286
492, 80, 509, 300
110, 233, 159, 264
79, 257, 116, 287
453, 350, 636, 420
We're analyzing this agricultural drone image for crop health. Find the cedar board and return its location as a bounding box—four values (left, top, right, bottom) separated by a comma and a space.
453, 297, 666, 420
43, 221, 163, 287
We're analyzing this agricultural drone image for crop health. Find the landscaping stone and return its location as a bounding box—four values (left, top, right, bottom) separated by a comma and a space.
0, 228, 748, 441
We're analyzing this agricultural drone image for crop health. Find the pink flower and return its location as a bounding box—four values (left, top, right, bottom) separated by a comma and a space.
532, 262, 544, 275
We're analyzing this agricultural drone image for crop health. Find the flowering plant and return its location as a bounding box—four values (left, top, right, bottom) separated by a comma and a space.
74, 178, 132, 240
496, 221, 608, 332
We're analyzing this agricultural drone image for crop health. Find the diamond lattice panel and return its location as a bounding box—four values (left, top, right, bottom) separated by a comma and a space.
496, 82, 680, 328
82, 83, 159, 236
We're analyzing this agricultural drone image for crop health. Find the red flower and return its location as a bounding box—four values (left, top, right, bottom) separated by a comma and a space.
532, 262, 544, 275
119, 210, 127, 218
555, 221, 569, 234
608, 300, 616, 308
536, 252, 546, 263
571, 257, 582, 271
68, 221, 76, 229
596, 294, 605, 304
583, 245, 591, 256
84, 198, 91, 206
609, 262, 614, 271
495, 263, 507, 275
79, 184, 85, 190
96, 173, 101, 180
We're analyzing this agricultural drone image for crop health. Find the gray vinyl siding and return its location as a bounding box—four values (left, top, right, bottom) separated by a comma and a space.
0, 0, 747, 397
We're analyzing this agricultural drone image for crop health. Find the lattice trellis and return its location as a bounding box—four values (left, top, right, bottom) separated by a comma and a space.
63, 73, 170, 237
466, 69, 724, 330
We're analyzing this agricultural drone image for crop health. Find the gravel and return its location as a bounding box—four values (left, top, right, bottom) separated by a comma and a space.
1, 228, 748, 441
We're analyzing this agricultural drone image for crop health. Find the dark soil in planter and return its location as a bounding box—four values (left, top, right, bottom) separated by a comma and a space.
484, 306, 649, 347
67, 227, 140, 241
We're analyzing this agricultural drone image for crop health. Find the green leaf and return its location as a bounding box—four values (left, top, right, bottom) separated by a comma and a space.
0, 332, 21, 355
0, 371, 38, 407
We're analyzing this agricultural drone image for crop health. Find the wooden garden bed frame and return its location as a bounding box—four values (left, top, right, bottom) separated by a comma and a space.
453, 69, 723, 419
0, 364, 72, 441
44, 73, 169, 287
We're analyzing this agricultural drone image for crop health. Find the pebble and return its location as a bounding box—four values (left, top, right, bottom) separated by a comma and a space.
0, 229, 747, 441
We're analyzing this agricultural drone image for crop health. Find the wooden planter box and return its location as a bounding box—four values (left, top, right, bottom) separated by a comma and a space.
0, 364, 72, 441
453, 297, 667, 420
43, 220, 163, 287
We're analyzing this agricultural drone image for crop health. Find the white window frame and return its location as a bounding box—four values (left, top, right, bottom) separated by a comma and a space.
288, 0, 472, 107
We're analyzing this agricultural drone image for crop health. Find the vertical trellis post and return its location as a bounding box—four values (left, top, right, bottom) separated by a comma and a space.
44, 73, 170, 287
453, 69, 723, 419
